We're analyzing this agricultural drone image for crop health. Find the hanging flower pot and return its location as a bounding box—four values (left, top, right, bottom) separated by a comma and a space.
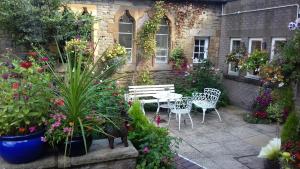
0, 130, 45, 164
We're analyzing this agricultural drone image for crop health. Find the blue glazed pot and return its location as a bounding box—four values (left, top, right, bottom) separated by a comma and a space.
0, 130, 45, 164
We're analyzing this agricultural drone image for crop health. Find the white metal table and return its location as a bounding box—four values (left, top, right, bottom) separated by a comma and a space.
153, 93, 183, 113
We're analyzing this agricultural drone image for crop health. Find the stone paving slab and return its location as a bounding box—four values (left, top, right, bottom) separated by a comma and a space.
148, 105, 278, 169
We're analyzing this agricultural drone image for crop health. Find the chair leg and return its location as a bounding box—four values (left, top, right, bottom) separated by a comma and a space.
156, 102, 160, 113
215, 108, 222, 122
178, 113, 181, 130
202, 108, 206, 123
188, 113, 193, 129
141, 103, 146, 115
168, 112, 172, 126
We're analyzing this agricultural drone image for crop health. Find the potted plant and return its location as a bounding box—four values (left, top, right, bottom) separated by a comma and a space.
240, 50, 269, 75
42, 39, 127, 157
225, 46, 247, 72
0, 51, 53, 164
169, 47, 187, 72
258, 138, 282, 169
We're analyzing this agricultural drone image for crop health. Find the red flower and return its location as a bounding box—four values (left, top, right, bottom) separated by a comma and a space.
54, 99, 65, 106
27, 52, 37, 57
18, 127, 26, 133
295, 152, 300, 160
156, 115, 161, 126
40, 57, 49, 62
254, 111, 268, 119
20, 61, 32, 69
12, 82, 19, 89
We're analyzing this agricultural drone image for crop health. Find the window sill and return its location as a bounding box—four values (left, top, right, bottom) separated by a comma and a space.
223, 74, 262, 86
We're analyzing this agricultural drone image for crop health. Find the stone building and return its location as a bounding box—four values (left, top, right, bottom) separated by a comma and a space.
218, 0, 300, 109
66, 0, 227, 84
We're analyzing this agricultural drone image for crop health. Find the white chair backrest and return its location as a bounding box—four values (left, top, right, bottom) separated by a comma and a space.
127, 84, 175, 99
204, 88, 221, 106
173, 97, 192, 112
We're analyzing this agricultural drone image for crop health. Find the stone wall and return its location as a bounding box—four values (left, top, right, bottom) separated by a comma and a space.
218, 0, 299, 109
0, 139, 138, 169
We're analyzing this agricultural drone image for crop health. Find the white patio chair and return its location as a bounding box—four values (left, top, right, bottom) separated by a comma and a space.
168, 97, 193, 130
192, 88, 222, 123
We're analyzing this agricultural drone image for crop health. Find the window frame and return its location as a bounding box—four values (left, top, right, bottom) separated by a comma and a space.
155, 21, 169, 64
270, 38, 286, 61
193, 37, 209, 63
119, 14, 134, 64
246, 38, 263, 79
228, 38, 242, 76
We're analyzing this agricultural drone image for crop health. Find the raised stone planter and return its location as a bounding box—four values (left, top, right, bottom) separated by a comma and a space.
0, 139, 138, 169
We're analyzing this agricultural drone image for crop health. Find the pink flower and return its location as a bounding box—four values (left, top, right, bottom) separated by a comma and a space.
156, 115, 161, 126
41, 137, 47, 142
63, 127, 72, 134
40, 57, 49, 62
29, 126, 36, 133
51, 121, 61, 129
143, 146, 150, 154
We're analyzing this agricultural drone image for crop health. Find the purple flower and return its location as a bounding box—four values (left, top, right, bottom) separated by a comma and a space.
29, 126, 36, 133
51, 121, 61, 129
63, 127, 72, 134
143, 146, 150, 154
23, 95, 30, 101
1, 73, 9, 80
13, 93, 19, 100
41, 137, 47, 142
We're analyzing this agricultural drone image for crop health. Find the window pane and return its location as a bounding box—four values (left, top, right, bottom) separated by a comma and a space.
156, 57, 167, 63
195, 40, 200, 46
156, 49, 167, 57
199, 53, 204, 60
157, 26, 169, 34
200, 40, 205, 46
126, 49, 132, 62
119, 23, 133, 33
119, 34, 132, 48
120, 13, 133, 23
251, 41, 262, 52
156, 35, 168, 48
230, 62, 238, 72
232, 40, 241, 51
194, 47, 199, 52
200, 47, 205, 52
193, 53, 199, 59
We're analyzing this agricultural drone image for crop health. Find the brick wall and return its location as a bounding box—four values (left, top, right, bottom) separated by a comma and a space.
218, 0, 299, 109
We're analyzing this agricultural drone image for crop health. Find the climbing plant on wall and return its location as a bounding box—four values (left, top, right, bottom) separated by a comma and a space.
136, 1, 166, 84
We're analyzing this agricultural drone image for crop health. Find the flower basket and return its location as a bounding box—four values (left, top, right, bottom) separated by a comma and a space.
58, 135, 93, 157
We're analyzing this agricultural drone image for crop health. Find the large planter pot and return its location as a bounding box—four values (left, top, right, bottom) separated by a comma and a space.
264, 159, 281, 169
58, 135, 93, 157
0, 130, 45, 164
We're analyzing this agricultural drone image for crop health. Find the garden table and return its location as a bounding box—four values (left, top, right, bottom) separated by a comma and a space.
153, 92, 183, 113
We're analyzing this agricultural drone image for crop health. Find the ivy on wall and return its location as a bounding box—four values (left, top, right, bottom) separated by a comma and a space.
136, 1, 166, 85
164, 2, 206, 37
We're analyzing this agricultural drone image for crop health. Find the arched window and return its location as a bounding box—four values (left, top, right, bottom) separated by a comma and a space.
155, 18, 169, 63
119, 11, 134, 63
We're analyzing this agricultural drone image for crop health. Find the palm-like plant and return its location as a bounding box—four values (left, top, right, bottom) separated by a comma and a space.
42, 39, 126, 155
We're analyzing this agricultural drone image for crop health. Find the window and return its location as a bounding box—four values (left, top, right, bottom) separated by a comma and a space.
228, 38, 242, 75
155, 18, 169, 63
271, 38, 286, 61
193, 38, 209, 63
119, 11, 134, 63
247, 38, 263, 78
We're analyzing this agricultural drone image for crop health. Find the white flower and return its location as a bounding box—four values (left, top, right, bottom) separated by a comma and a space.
258, 138, 281, 160
278, 82, 284, 88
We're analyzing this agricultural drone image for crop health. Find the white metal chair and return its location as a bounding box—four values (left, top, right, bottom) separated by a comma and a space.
192, 88, 222, 123
168, 97, 193, 130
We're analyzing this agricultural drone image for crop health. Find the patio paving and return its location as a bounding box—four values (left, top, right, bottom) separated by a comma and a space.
147, 106, 279, 169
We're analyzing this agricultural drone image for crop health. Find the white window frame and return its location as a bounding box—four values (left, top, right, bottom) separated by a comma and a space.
228, 38, 242, 76
246, 38, 263, 79
119, 21, 133, 63
193, 37, 209, 63
270, 38, 286, 61
155, 24, 169, 64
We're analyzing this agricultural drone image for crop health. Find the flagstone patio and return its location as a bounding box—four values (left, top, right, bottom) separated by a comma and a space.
149, 106, 279, 169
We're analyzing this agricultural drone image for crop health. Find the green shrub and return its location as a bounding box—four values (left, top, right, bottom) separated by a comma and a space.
128, 101, 180, 169
281, 112, 300, 143
174, 60, 230, 107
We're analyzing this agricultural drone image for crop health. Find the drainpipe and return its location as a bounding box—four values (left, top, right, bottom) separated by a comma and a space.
221, 4, 300, 19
